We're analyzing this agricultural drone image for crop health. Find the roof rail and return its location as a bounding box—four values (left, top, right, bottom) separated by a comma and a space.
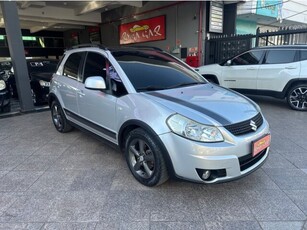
67, 43, 107, 51
129, 45, 163, 51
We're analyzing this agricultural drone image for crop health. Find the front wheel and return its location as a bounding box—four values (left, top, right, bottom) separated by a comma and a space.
287, 85, 307, 111
51, 100, 73, 132
125, 128, 169, 187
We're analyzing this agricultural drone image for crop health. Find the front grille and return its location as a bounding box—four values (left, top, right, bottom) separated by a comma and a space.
239, 148, 267, 171
224, 113, 263, 136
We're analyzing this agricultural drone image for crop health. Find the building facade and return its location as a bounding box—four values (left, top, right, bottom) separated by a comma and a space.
99, 1, 238, 67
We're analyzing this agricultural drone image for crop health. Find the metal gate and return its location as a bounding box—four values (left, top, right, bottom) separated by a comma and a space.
205, 26, 307, 65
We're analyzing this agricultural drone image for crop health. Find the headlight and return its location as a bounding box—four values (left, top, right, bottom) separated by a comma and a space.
167, 114, 224, 142
0, 80, 6, 91
39, 80, 50, 87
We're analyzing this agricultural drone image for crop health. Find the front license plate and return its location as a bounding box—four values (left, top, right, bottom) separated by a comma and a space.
252, 134, 271, 157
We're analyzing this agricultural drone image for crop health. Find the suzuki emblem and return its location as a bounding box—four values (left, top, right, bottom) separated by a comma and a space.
250, 120, 257, 131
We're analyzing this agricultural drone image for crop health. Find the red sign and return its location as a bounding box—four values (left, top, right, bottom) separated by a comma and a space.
119, 15, 166, 45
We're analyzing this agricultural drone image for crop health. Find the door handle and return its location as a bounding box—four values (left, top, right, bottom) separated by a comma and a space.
285, 66, 296, 69
247, 67, 256, 70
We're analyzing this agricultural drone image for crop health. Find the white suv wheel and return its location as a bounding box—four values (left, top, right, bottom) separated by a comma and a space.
287, 85, 307, 111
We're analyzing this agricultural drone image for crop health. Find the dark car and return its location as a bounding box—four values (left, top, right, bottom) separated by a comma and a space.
8, 59, 58, 105
0, 61, 12, 112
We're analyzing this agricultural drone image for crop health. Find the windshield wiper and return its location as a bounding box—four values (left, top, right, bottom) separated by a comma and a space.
170, 82, 206, 89
137, 82, 206, 92
136, 86, 166, 92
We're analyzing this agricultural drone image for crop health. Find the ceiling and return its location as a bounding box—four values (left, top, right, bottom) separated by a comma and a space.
0, 1, 143, 33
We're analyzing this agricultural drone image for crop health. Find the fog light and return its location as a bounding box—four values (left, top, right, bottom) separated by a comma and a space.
202, 170, 211, 180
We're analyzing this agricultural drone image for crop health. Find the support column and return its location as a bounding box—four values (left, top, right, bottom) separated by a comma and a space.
0, 1, 34, 112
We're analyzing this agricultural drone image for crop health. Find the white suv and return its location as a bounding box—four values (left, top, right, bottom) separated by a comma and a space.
197, 45, 307, 111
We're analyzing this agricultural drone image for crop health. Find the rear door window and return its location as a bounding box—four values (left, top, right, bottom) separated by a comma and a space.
300, 50, 307, 61
264, 50, 297, 64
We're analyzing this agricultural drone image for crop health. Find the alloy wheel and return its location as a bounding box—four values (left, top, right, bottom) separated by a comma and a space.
52, 104, 63, 130
289, 86, 307, 110
128, 138, 155, 179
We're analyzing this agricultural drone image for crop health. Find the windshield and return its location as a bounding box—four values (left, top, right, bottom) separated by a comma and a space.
112, 50, 206, 92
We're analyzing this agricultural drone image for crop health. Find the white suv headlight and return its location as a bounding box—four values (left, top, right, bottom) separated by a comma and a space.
0, 80, 6, 91
167, 114, 224, 142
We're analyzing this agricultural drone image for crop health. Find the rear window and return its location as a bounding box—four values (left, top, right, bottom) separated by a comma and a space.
112, 50, 205, 92
264, 50, 297, 64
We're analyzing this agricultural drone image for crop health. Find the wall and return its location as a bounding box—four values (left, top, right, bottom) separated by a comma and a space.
63, 29, 90, 48
100, 1, 201, 59
236, 19, 257, 34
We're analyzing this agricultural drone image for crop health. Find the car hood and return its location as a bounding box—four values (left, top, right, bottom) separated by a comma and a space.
144, 83, 259, 126
197, 63, 221, 73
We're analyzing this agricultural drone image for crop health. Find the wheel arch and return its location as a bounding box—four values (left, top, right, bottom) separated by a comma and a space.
118, 119, 175, 177
202, 74, 219, 84
282, 78, 307, 97
48, 92, 58, 108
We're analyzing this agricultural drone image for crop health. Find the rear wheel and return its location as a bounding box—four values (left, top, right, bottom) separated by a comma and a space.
125, 128, 169, 186
287, 84, 307, 111
51, 100, 73, 132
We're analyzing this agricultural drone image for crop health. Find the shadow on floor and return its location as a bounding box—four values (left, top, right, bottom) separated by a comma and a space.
0, 98, 49, 118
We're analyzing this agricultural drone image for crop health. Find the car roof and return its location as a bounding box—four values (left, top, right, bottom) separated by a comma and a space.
66, 43, 163, 53
253, 45, 307, 50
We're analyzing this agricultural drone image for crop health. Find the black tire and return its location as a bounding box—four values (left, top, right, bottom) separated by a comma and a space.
287, 84, 307, 111
31, 89, 38, 106
125, 128, 169, 187
50, 100, 73, 132
1, 104, 10, 113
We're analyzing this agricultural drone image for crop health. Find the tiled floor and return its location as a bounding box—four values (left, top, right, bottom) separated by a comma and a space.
0, 95, 306, 230
0, 98, 49, 118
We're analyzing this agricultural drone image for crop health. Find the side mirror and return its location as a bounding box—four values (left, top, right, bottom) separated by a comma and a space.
85, 76, 106, 90
226, 60, 232, 66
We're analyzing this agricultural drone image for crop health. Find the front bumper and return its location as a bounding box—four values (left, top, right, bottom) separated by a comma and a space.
40, 87, 49, 103
0, 89, 10, 109
159, 119, 270, 183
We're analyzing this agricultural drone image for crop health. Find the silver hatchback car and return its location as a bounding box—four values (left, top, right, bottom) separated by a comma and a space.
49, 45, 270, 186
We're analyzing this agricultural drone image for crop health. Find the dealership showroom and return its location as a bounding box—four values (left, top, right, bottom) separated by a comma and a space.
0, 1, 306, 230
